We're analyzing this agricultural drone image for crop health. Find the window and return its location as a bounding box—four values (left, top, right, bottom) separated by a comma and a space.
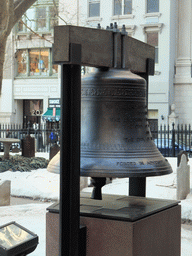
36, 8, 46, 31
17, 4, 58, 33
89, 0, 100, 17
17, 49, 58, 77
29, 49, 49, 76
114, 0, 132, 15
50, 6, 58, 30
147, 32, 158, 63
147, 0, 159, 13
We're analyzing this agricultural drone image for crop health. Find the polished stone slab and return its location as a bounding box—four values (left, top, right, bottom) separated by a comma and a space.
47, 193, 180, 222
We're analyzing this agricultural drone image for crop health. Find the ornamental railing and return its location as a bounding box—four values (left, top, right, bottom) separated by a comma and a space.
0, 123, 60, 153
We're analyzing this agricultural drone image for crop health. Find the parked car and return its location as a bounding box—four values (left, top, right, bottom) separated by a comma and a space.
153, 138, 192, 157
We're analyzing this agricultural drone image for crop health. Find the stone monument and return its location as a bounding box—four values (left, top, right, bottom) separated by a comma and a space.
0, 180, 11, 206
177, 152, 190, 200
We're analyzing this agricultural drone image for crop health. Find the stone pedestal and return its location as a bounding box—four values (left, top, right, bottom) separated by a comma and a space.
3, 143, 12, 159
46, 193, 181, 256
0, 138, 20, 160
0, 180, 11, 206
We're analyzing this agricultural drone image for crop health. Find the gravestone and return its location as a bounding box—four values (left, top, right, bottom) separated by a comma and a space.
177, 152, 190, 200
177, 150, 188, 167
0, 180, 11, 206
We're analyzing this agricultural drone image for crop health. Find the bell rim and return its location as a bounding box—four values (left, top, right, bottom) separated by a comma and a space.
80, 167, 173, 178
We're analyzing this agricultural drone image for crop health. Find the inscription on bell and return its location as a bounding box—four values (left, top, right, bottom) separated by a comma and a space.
116, 160, 165, 168
147, 160, 164, 165
81, 87, 145, 98
117, 162, 137, 167
81, 137, 153, 150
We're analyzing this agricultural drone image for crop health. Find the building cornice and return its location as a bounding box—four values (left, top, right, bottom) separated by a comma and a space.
141, 23, 164, 33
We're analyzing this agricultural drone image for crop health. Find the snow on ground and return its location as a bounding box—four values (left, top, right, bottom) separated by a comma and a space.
0, 169, 60, 200
0, 153, 192, 255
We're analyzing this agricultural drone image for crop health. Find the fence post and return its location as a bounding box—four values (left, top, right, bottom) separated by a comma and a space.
172, 123, 176, 157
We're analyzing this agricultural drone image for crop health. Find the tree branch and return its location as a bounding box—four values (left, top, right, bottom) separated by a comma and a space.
14, 0, 37, 26
0, 0, 14, 39
52, 0, 67, 25
19, 19, 53, 44
6, 0, 14, 36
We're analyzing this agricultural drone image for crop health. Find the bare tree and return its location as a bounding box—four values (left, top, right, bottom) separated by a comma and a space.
0, 0, 37, 94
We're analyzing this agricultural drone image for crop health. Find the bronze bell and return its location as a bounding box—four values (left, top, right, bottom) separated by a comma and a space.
80, 68, 172, 184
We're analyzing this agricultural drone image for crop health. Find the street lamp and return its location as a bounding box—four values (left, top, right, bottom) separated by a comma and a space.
0, 221, 38, 256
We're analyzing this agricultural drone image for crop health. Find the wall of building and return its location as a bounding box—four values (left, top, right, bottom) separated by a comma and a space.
0, 79, 13, 123
60, 0, 176, 125
174, 0, 192, 124
0, 0, 60, 126
13, 100, 23, 124
147, 0, 177, 126
1, 0, 189, 126
14, 78, 60, 113
0, 33, 15, 123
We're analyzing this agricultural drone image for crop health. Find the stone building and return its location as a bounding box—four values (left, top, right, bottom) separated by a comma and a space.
59, 0, 178, 128
0, 0, 60, 128
0, 0, 191, 127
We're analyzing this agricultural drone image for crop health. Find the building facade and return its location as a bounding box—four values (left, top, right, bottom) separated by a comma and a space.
1, 0, 192, 127
0, 0, 60, 128
59, 0, 179, 128
174, 0, 192, 125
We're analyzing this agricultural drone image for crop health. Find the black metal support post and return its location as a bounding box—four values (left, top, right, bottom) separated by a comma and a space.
172, 123, 176, 157
59, 59, 81, 255
129, 177, 146, 197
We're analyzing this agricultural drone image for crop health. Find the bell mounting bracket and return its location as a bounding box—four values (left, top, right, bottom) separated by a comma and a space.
53, 24, 155, 256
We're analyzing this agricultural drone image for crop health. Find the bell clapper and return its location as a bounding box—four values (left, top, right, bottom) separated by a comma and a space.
91, 177, 106, 200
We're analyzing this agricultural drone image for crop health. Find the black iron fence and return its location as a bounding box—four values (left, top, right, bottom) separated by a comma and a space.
0, 123, 191, 157
150, 123, 192, 157
0, 123, 60, 153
